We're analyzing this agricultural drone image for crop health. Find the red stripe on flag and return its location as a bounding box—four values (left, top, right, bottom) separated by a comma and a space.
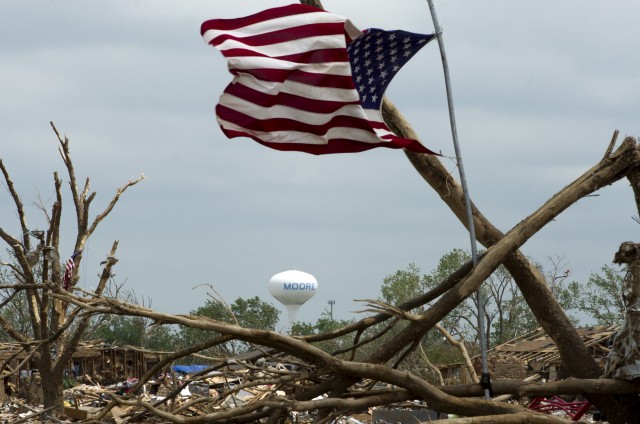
222, 129, 394, 155
223, 83, 360, 114
227, 68, 355, 89
220, 47, 348, 65
201, 4, 323, 34
209, 22, 346, 49
63, 256, 75, 290
216, 104, 377, 135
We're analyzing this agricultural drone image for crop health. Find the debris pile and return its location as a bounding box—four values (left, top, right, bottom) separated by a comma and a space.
0, 339, 614, 423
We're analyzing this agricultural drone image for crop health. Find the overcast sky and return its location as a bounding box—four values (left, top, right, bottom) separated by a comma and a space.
1, 1, 638, 328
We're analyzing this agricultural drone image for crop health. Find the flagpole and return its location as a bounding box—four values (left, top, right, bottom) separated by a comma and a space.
425, 0, 491, 400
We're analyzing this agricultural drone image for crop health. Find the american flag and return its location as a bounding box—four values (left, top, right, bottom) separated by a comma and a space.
201, 4, 436, 155
62, 252, 78, 291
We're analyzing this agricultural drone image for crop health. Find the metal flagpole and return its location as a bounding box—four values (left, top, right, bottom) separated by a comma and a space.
425, 0, 491, 400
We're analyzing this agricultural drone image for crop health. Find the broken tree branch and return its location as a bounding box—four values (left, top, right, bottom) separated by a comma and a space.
56, 293, 524, 417
443, 412, 575, 424
0, 159, 30, 250
436, 323, 479, 384
369, 135, 640, 366
85, 175, 145, 243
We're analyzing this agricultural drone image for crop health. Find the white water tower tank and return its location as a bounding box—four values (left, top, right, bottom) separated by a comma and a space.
269, 270, 318, 327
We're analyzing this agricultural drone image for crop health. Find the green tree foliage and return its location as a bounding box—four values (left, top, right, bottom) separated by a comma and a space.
178, 296, 280, 357
93, 315, 176, 351
0, 255, 39, 341
89, 290, 177, 351
291, 310, 355, 353
0, 273, 31, 342
231, 296, 280, 331
379, 254, 471, 369
291, 310, 352, 335
379, 251, 581, 353
422, 249, 478, 340
572, 264, 625, 326
380, 262, 423, 305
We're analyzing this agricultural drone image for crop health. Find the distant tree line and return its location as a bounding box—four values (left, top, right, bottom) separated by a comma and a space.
31, 248, 622, 372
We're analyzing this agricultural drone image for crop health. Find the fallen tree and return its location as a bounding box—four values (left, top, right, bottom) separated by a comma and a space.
35, 77, 639, 424
58, 36, 640, 419
50, 130, 640, 421
3, 130, 638, 423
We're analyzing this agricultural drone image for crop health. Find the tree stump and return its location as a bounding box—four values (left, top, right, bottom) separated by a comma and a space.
604, 242, 640, 379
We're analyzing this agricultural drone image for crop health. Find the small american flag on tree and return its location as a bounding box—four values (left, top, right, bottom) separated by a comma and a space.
201, 4, 436, 155
63, 251, 79, 291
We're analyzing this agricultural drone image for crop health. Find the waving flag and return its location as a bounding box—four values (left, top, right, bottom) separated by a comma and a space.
201, 4, 436, 155
63, 251, 79, 291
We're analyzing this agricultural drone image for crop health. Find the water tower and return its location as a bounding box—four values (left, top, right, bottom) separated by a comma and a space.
269, 270, 318, 329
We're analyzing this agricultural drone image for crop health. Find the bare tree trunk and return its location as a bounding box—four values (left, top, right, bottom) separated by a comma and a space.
419, 343, 444, 386
40, 364, 64, 418
604, 242, 640, 381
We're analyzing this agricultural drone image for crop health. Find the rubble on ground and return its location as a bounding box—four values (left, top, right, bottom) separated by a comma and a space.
0, 341, 612, 423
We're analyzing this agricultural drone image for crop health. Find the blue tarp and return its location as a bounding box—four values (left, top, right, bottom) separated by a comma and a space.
171, 365, 209, 375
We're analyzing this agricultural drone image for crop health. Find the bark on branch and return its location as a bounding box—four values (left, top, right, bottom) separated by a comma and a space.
57, 293, 525, 417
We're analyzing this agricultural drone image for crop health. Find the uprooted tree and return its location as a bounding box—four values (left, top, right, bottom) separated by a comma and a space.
0, 123, 143, 416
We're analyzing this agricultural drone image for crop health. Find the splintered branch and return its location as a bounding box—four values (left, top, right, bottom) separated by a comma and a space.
0, 159, 30, 250
95, 241, 119, 296
85, 175, 145, 241
604, 129, 620, 160
0, 227, 34, 283
626, 165, 640, 221
50, 121, 82, 223
356, 299, 422, 321
436, 323, 479, 384
386, 93, 640, 422
369, 136, 640, 365
56, 241, 121, 372
49, 122, 145, 252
